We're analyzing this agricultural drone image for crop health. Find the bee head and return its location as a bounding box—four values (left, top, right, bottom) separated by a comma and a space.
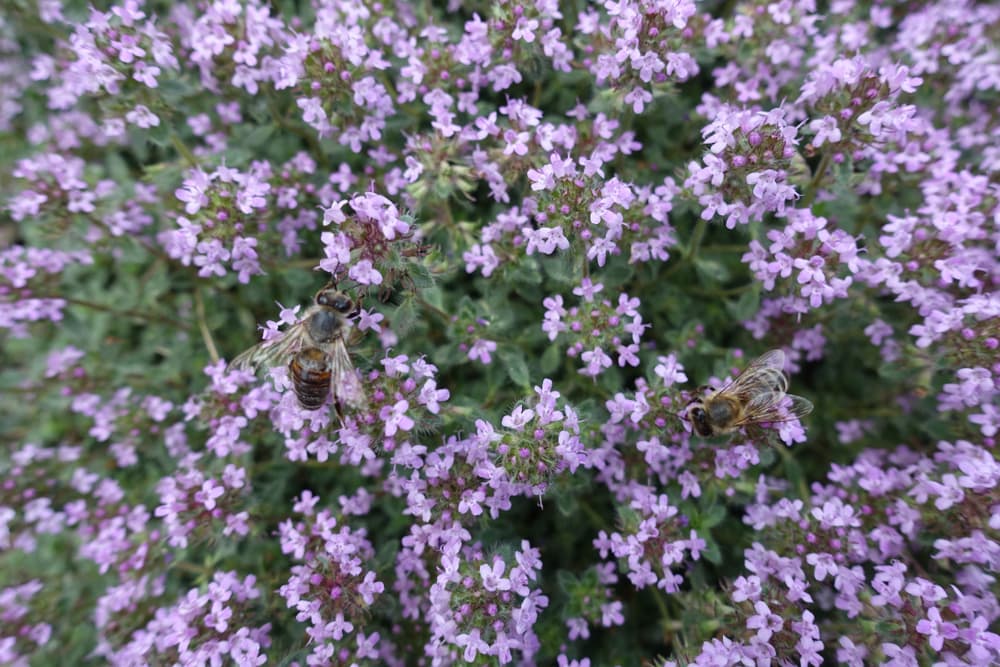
687, 404, 714, 438
315, 288, 355, 314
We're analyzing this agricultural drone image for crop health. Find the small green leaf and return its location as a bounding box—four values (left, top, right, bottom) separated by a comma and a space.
540, 343, 562, 375
601, 257, 635, 287
726, 287, 761, 321
408, 260, 436, 288
242, 123, 276, 149
392, 297, 419, 336
498, 346, 530, 387
510, 257, 542, 286
145, 121, 171, 147
700, 504, 726, 529
693, 257, 730, 283
702, 541, 723, 565
157, 77, 190, 105
554, 488, 579, 516
541, 253, 578, 285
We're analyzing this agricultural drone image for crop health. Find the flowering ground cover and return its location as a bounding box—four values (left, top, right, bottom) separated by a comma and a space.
1, 0, 998, 665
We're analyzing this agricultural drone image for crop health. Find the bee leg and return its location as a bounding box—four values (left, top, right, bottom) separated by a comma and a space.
333, 398, 345, 424
345, 328, 365, 346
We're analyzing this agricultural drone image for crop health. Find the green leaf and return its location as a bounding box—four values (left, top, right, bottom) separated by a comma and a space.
509, 257, 542, 286
725, 286, 761, 321
540, 342, 562, 375
241, 123, 277, 150
541, 253, 578, 285
408, 260, 436, 289
601, 257, 635, 287
392, 296, 419, 336
157, 77, 191, 105
104, 152, 132, 184
700, 503, 727, 529
781, 449, 804, 490
145, 121, 171, 147
498, 346, 531, 387
693, 257, 730, 284
554, 487, 579, 517
702, 541, 723, 565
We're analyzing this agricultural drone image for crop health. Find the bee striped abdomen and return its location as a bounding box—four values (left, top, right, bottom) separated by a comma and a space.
289, 347, 332, 410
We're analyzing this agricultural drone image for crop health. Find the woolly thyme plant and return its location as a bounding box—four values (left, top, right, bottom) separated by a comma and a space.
1, 0, 998, 665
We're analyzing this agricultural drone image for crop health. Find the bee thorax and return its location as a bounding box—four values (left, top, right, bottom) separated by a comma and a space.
708, 397, 738, 425
306, 309, 344, 343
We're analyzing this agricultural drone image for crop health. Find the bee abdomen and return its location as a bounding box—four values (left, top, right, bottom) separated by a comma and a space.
289, 348, 331, 410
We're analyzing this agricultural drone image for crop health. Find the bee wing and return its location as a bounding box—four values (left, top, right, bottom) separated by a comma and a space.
735, 392, 814, 426
716, 349, 788, 402
328, 337, 366, 409
229, 322, 310, 372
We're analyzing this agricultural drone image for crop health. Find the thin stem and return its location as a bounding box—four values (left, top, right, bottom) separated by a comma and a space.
774, 443, 810, 499
87, 214, 175, 265
686, 216, 708, 261
49, 296, 191, 330
651, 586, 672, 627
170, 560, 213, 577
688, 283, 755, 297
577, 499, 605, 527
701, 244, 751, 253
195, 287, 220, 363
801, 152, 832, 208
274, 258, 324, 270
170, 133, 198, 169
415, 295, 450, 322
662, 216, 709, 277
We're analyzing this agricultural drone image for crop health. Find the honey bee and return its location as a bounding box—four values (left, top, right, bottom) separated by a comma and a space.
229, 284, 365, 412
684, 349, 813, 438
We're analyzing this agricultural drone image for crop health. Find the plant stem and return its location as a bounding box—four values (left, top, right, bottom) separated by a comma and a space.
50, 296, 192, 330
663, 216, 708, 277
686, 216, 708, 261
415, 295, 450, 322
801, 152, 832, 208
195, 287, 220, 363
688, 283, 755, 297
170, 133, 198, 168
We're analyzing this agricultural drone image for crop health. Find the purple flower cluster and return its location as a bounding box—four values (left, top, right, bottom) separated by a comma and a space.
95, 571, 270, 666
277, 496, 383, 666
318, 191, 418, 286
594, 491, 705, 593
2, 0, 999, 665
685, 106, 802, 228
742, 209, 859, 309
427, 539, 547, 664
36, 2, 179, 111
160, 164, 269, 282
154, 463, 250, 548
710, 439, 1000, 665
1, 245, 92, 336
464, 165, 676, 277
543, 280, 648, 376
0, 581, 52, 665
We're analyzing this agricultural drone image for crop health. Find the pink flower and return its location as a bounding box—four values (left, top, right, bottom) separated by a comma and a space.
379, 400, 414, 436
468, 339, 497, 364
348, 258, 383, 285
